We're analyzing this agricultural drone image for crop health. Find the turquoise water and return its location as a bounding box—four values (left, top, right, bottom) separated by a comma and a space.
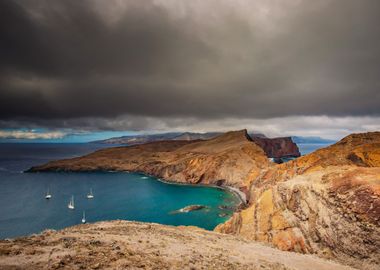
0, 144, 239, 239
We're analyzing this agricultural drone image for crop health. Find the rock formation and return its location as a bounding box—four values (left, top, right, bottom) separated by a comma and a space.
251, 136, 300, 158
0, 221, 355, 270
216, 132, 380, 270
170, 205, 206, 214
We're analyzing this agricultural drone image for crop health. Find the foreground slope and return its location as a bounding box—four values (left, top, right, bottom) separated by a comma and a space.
216, 132, 380, 269
28, 130, 269, 191
0, 221, 354, 270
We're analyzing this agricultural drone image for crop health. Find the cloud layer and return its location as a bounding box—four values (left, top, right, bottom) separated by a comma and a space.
0, 0, 379, 136
0, 130, 66, 140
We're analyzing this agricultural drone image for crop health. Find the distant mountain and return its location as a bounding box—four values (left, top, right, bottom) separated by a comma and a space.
92, 132, 267, 145
171, 132, 222, 141
92, 133, 180, 144
291, 136, 336, 144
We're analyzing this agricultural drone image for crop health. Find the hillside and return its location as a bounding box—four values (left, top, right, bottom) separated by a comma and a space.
92, 131, 300, 159
28, 130, 269, 191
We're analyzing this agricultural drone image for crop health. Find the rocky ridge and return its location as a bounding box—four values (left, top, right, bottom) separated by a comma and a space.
93, 131, 299, 159
28, 130, 269, 192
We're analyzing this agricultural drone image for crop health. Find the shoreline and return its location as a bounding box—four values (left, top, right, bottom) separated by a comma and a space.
26, 168, 247, 206
133, 171, 247, 206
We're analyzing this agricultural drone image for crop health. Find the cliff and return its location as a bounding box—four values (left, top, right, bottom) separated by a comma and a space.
251, 136, 300, 158
0, 221, 355, 270
216, 132, 380, 270
93, 131, 300, 159
28, 130, 269, 192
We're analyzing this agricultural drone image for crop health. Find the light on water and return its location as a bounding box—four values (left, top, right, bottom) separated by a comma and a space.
0, 144, 239, 239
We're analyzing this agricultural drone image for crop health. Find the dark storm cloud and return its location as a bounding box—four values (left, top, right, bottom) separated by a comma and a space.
0, 0, 380, 130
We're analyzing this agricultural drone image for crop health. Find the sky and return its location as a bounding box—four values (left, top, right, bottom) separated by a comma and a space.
0, 0, 379, 142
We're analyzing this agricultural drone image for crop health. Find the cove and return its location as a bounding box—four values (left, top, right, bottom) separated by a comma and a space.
0, 144, 240, 239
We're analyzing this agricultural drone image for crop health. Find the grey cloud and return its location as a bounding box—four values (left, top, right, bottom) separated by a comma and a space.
0, 0, 379, 130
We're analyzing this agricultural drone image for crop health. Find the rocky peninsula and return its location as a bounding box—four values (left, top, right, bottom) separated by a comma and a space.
28, 130, 269, 194
93, 131, 300, 160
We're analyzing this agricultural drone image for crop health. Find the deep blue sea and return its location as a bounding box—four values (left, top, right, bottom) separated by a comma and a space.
0, 143, 239, 239
297, 143, 333, 155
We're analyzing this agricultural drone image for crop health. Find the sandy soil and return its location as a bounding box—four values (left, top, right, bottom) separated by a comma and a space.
0, 220, 356, 270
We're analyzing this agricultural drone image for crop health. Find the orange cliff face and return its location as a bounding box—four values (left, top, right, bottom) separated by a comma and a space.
251, 137, 300, 159
27, 130, 270, 192
216, 132, 380, 270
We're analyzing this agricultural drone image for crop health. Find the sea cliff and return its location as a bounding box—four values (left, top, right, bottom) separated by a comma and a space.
251, 136, 300, 158
216, 132, 380, 269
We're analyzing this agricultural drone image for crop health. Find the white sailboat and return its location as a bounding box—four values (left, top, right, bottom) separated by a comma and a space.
87, 188, 94, 199
68, 195, 75, 209
81, 211, 86, 223
45, 188, 52, 199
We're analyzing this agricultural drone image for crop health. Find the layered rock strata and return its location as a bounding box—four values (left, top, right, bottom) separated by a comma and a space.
28, 130, 269, 192
216, 132, 380, 269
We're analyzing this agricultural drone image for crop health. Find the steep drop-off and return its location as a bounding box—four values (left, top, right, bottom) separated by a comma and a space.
216, 132, 380, 269
251, 136, 300, 158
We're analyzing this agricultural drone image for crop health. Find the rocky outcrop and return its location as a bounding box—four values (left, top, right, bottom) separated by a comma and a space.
28, 130, 269, 192
251, 137, 300, 158
170, 205, 206, 214
0, 220, 355, 270
216, 132, 380, 270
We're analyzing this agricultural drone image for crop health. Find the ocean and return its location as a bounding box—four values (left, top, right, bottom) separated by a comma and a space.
0, 143, 239, 239
297, 143, 333, 155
